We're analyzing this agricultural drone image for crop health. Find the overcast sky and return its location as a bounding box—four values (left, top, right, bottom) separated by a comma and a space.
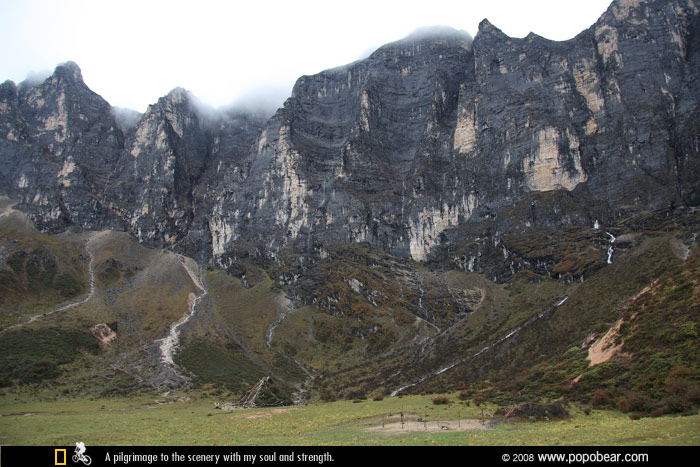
0, 0, 612, 112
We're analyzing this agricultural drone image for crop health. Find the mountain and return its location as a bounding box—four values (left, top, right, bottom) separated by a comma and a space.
1, 0, 699, 412
3, 0, 699, 271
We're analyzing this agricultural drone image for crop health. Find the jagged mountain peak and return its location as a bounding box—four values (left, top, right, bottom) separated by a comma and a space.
53, 60, 83, 81
477, 18, 495, 32
146, 86, 226, 127
162, 86, 192, 105
145, 87, 196, 115
12, 60, 112, 127
475, 18, 507, 36
16, 60, 87, 94
0, 80, 17, 101
0, 79, 17, 92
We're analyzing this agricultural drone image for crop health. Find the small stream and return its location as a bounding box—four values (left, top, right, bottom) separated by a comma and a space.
606, 232, 616, 264
264, 297, 316, 404
158, 259, 207, 367
389, 294, 569, 397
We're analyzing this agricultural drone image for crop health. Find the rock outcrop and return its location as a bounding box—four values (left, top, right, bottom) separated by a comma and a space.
1, 0, 699, 279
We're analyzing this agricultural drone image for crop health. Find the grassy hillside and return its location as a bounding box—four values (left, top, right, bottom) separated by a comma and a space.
0, 209, 88, 326
0, 201, 697, 427
293, 208, 699, 411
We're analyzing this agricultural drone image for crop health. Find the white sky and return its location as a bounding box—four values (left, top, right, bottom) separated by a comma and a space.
0, 0, 612, 112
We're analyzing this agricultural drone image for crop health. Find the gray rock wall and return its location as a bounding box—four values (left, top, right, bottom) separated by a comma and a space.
0, 0, 698, 273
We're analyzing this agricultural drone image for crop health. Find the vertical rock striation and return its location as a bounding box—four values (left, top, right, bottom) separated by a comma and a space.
0, 0, 698, 278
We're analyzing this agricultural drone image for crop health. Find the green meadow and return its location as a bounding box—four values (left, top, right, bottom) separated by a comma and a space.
1, 392, 698, 446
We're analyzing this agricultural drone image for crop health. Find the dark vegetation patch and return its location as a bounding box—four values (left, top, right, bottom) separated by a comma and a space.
54, 272, 82, 298
287, 242, 472, 329
176, 340, 267, 393
0, 328, 99, 386
95, 258, 134, 287
502, 226, 607, 281
225, 260, 268, 288
1, 247, 85, 311
494, 402, 569, 421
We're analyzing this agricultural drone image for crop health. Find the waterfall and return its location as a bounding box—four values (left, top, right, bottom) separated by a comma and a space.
606, 232, 616, 264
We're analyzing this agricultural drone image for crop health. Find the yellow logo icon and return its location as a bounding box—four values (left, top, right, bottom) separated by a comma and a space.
55, 449, 67, 465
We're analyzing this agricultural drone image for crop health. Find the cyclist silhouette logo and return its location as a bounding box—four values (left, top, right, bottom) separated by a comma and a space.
72, 442, 91, 465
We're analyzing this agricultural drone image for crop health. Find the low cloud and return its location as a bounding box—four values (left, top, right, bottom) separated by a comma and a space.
404, 25, 473, 43
111, 106, 142, 129
225, 83, 293, 118
19, 69, 52, 88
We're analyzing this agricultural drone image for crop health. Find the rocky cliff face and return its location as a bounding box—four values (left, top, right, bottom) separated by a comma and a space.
211, 0, 700, 277
111, 88, 268, 262
0, 64, 267, 263
0, 62, 125, 232
1, 0, 699, 277
212, 27, 474, 266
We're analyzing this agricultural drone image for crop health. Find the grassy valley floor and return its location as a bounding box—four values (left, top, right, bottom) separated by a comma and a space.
0, 392, 698, 446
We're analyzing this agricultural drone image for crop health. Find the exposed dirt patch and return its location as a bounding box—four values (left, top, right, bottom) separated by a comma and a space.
91, 323, 117, 349
587, 284, 649, 367
244, 407, 300, 419
587, 318, 626, 367
366, 419, 489, 434
107, 397, 192, 412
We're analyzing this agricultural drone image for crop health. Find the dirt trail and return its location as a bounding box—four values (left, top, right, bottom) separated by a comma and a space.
263, 294, 316, 404
177, 254, 205, 292
265, 294, 294, 348
1, 231, 103, 334
158, 256, 207, 367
